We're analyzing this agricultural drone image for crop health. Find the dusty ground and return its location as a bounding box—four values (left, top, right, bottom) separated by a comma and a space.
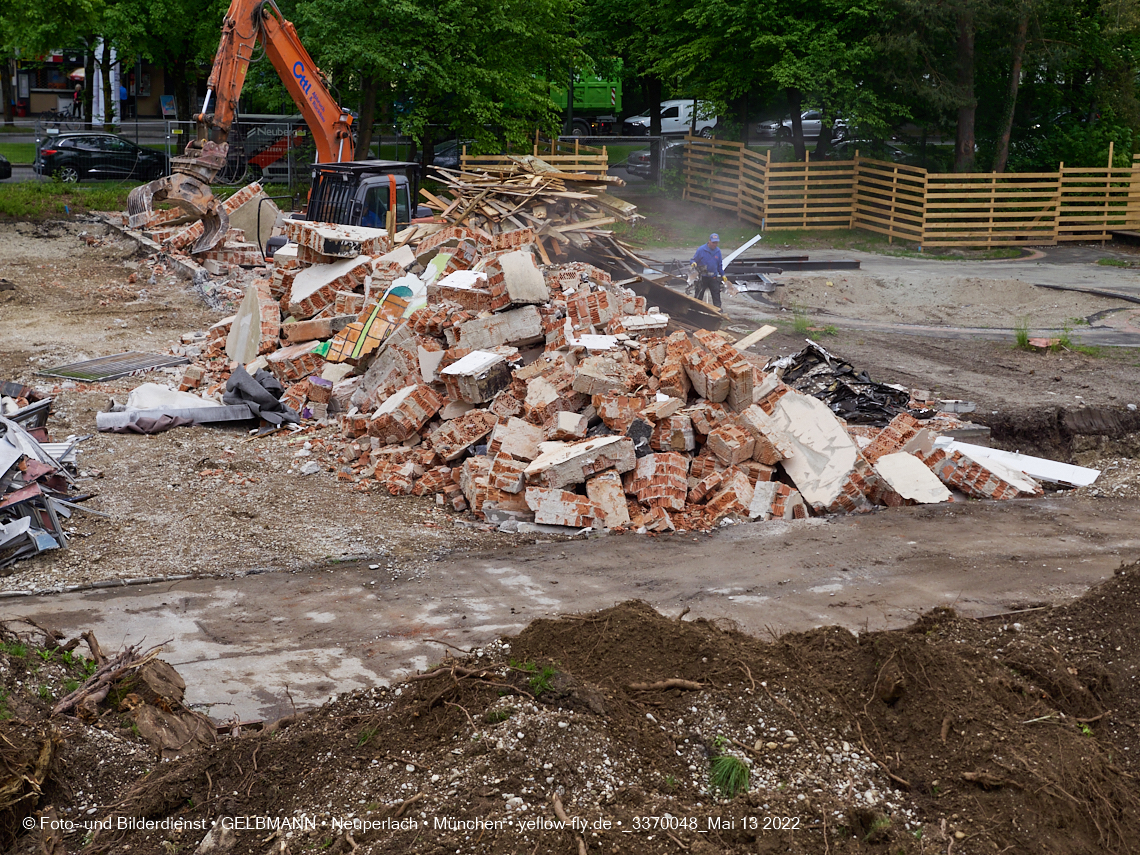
7, 570, 1140, 855
2, 217, 1140, 853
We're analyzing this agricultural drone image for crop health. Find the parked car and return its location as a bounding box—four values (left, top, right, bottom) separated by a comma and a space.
823, 139, 910, 163
33, 133, 169, 183
757, 110, 847, 141
625, 139, 689, 176
431, 139, 477, 171
622, 100, 717, 137
0, 153, 11, 181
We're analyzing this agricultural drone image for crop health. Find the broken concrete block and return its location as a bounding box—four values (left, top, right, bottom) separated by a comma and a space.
524, 436, 637, 489
571, 355, 647, 397
283, 219, 391, 258
441, 351, 511, 404
354, 325, 421, 410
705, 468, 755, 520
922, 448, 1043, 500
706, 424, 756, 466
547, 411, 589, 441
623, 452, 689, 511
586, 471, 631, 529
227, 186, 278, 254
650, 414, 696, 453
281, 314, 357, 344
609, 313, 669, 336
426, 409, 498, 461
768, 390, 873, 513
641, 395, 685, 422
459, 455, 493, 513
738, 405, 796, 465
872, 452, 952, 505
454, 305, 544, 350
368, 384, 443, 444
749, 482, 809, 520
524, 487, 600, 528
684, 348, 729, 403
862, 413, 933, 464
289, 255, 371, 319
687, 469, 723, 504
594, 393, 648, 433
490, 453, 528, 493
225, 285, 263, 365
266, 341, 324, 384
484, 251, 549, 308
488, 417, 545, 461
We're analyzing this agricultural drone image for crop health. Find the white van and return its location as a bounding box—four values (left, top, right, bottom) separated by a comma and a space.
622, 99, 717, 137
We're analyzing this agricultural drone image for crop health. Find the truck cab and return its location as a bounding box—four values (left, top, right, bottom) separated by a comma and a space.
305, 160, 432, 228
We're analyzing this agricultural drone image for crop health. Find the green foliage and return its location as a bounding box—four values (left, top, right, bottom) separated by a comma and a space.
0, 181, 134, 220
1097, 258, 1137, 268
709, 753, 750, 799
483, 707, 515, 724
64, 679, 80, 694
0, 641, 27, 658
357, 727, 378, 747
1014, 317, 1031, 350
37, 684, 51, 700
36, 648, 56, 663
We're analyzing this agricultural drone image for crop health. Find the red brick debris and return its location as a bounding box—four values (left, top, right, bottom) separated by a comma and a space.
131, 180, 1045, 534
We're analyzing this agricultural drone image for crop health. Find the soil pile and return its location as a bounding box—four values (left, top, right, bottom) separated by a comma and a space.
3, 561, 1140, 854
773, 272, 1128, 328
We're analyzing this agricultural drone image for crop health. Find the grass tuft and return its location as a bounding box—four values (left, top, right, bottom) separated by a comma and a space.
709, 753, 750, 799
1014, 317, 1031, 350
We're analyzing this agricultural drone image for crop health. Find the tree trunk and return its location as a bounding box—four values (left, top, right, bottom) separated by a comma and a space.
99, 40, 115, 128
992, 7, 1028, 173
787, 87, 805, 161
357, 74, 377, 160
2, 53, 15, 127
84, 39, 96, 130
953, 5, 976, 173
647, 76, 662, 137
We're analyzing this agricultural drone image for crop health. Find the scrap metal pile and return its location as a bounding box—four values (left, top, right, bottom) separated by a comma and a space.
117, 208, 1086, 535
1, 384, 88, 569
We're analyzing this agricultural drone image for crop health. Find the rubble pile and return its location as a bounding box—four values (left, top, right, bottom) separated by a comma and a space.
139, 205, 1057, 535
1, 383, 89, 568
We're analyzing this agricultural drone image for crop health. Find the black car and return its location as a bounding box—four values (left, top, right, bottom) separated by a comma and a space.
0, 153, 10, 181
33, 133, 169, 183
626, 139, 689, 176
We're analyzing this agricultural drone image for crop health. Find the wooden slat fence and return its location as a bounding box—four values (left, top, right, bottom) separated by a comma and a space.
461, 136, 609, 175
682, 135, 1140, 248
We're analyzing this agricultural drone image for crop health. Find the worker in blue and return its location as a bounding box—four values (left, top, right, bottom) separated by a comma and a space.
690, 233, 724, 308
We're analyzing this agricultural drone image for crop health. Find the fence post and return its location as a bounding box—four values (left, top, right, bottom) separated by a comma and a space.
736, 142, 745, 219
850, 154, 859, 229
918, 169, 928, 251
1104, 141, 1114, 244
762, 150, 770, 231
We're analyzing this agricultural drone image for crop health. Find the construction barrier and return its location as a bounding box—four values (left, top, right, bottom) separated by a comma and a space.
682, 136, 1140, 248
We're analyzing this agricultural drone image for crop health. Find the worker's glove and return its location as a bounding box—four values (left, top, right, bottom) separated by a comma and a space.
722, 276, 730, 285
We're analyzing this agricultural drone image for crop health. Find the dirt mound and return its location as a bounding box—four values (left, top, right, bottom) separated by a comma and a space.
775, 272, 1128, 328
4, 568, 1136, 854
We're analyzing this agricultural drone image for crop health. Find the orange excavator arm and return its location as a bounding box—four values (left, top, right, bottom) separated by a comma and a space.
202, 0, 354, 163
126, 0, 354, 252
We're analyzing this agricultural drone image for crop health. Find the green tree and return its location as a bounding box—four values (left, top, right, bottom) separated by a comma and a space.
296, 0, 578, 165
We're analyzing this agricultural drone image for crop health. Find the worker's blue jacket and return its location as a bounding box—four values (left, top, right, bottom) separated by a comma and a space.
691, 243, 723, 276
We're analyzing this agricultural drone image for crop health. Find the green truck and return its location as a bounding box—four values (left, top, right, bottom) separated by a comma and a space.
550, 73, 623, 136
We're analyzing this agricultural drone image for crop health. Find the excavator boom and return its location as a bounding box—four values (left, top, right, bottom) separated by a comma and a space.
127, 0, 354, 252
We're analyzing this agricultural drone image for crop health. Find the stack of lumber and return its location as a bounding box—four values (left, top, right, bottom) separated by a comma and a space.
418, 155, 641, 265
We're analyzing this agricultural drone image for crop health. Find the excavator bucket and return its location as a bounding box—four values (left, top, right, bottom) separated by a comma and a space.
125, 140, 231, 254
